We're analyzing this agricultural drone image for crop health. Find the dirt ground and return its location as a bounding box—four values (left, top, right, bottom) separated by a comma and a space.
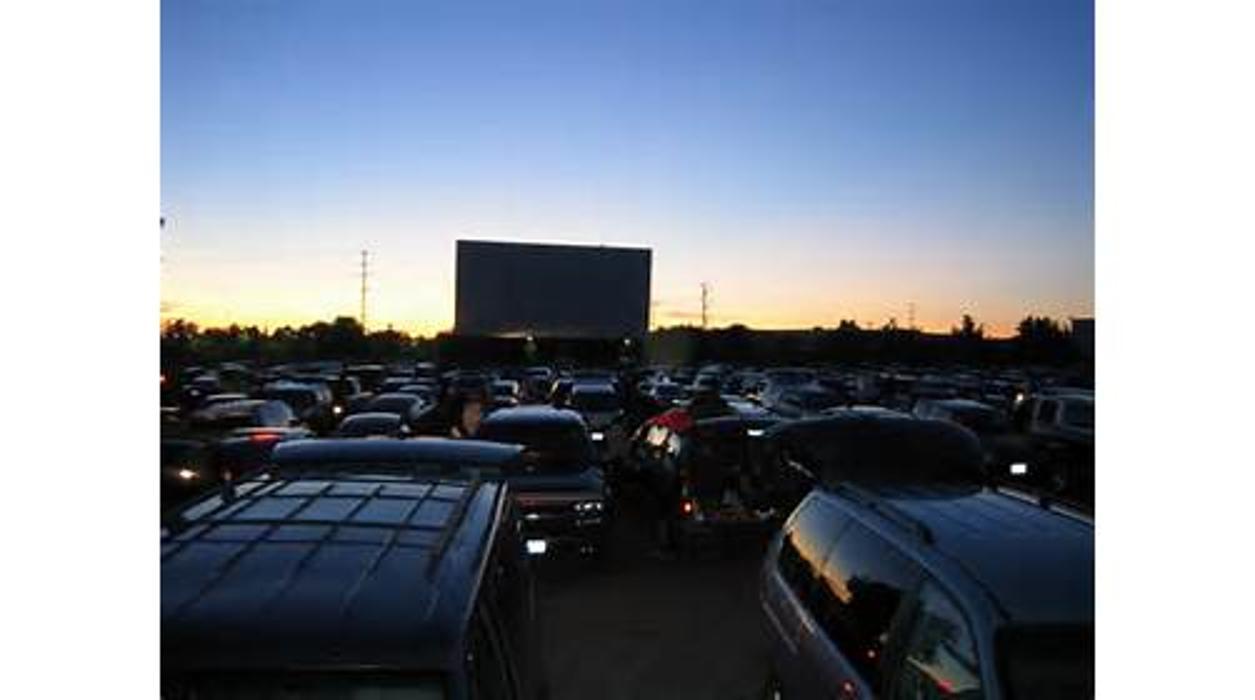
534, 484, 774, 700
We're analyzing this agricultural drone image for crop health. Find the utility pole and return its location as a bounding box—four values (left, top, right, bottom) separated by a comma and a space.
700, 282, 710, 330
908, 302, 916, 331
359, 249, 369, 331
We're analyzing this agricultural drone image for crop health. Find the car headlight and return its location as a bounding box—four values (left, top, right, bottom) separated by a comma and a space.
590, 431, 605, 442
333, 405, 344, 415
177, 468, 198, 481
574, 500, 604, 513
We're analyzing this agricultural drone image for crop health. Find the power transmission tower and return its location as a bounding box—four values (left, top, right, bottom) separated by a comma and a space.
700, 282, 710, 329
360, 250, 369, 331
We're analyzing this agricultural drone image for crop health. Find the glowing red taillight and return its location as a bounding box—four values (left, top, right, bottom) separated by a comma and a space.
250, 433, 281, 443
680, 499, 695, 516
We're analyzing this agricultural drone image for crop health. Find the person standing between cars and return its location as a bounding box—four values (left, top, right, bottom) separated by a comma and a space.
449, 389, 487, 438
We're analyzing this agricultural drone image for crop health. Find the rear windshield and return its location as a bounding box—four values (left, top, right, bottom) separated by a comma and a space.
780, 419, 986, 485
162, 672, 445, 699
569, 391, 619, 412
478, 421, 593, 472
997, 624, 1094, 700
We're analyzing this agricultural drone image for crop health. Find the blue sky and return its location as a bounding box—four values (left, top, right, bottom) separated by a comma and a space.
162, 0, 1093, 336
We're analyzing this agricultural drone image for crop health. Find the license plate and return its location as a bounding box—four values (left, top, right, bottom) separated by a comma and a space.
526, 539, 548, 555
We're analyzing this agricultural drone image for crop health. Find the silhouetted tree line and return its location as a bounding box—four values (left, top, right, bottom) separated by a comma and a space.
161, 316, 435, 367
163, 313, 1086, 370
649, 314, 1087, 368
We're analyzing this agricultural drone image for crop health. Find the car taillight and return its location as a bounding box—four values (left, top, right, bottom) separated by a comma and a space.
680, 499, 695, 516
250, 433, 281, 443
840, 680, 857, 698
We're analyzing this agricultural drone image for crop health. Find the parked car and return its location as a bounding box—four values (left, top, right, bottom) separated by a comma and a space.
212, 426, 315, 478
186, 399, 297, 434
760, 481, 1093, 699
763, 412, 988, 490
1007, 392, 1094, 505
475, 406, 611, 559
491, 379, 524, 410
763, 385, 844, 419
160, 438, 217, 512
259, 380, 336, 433
161, 467, 547, 699
344, 363, 386, 392
566, 383, 627, 465
365, 392, 429, 428
639, 411, 786, 555
334, 411, 412, 438
648, 381, 689, 408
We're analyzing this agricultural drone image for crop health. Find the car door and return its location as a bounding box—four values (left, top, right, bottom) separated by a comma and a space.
765, 495, 851, 700
885, 580, 985, 700
798, 521, 923, 699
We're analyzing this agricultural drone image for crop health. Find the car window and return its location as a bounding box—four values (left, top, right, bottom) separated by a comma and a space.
569, 391, 620, 412
813, 523, 923, 689
777, 496, 851, 607
476, 421, 593, 472
893, 582, 984, 699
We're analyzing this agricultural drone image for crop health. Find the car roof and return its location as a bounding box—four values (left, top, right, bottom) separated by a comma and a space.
570, 382, 616, 394
481, 405, 584, 426
272, 438, 523, 469
832, 484, 1093, 625
930, 398, 998, 411
340, 412, 405, 425
769, 413, 986, 485
370, 392, 423, 403
162, 472, 505, 671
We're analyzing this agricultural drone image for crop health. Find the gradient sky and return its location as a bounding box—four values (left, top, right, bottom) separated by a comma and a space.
162, 0, 1093, 337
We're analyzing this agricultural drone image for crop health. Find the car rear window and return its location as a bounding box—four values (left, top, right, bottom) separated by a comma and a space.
779, 418, 986, 486
997, 624, 1094, 700
569, 391, 620, 412
477, 421, 593, 473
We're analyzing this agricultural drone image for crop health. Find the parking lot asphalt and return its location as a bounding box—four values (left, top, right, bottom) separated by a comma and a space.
534, 483, 773, 700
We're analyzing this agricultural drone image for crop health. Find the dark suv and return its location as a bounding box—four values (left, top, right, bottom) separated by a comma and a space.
162, 465, 547, 699
760, 482, 1094, 699
476, 406, 611, 558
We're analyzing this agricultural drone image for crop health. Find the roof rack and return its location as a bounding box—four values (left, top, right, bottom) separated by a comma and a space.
163, 472, 488, 600
832, 482, 935, 545
426, 477, 482, 578
994, 484, 1093, 524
